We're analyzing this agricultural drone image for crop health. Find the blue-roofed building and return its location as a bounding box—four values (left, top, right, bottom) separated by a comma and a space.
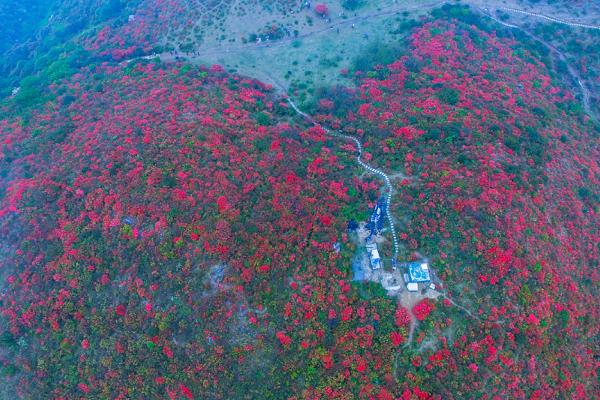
407, 262, 431, 283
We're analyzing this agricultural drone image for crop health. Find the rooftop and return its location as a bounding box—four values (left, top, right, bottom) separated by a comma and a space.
407, 262, 431, 282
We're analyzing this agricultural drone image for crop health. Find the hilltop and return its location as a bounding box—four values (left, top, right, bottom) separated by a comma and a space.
0, 1, 598, 399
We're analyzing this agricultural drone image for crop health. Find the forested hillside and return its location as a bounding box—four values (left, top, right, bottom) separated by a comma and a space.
0, 1, 598, 399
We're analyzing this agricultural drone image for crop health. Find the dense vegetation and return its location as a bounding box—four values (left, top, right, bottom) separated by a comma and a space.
1, 1, 598, 399
315, 19, 599, 398
0, 60, 394, 398
0, 0, 145, 99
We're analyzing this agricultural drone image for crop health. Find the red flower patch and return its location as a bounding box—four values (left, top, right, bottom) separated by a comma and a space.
412, 300, 434, 321
115, 304, 127, 317
275, 331, 292, 347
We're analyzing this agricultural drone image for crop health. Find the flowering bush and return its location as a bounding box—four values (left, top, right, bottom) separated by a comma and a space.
412, 300, 434, 321
314, 4, 329, 16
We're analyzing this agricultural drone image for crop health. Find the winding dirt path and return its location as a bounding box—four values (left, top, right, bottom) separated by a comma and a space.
478, 7, 598, 122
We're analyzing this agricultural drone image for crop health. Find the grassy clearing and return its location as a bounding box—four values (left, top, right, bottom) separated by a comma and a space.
190, 6, 427, 107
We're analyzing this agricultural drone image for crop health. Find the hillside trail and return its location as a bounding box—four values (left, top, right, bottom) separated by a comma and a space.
478, 7, 598, 122
282, 91, 400, 262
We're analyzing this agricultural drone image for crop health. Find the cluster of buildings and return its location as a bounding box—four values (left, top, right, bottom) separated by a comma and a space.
366, 245, 433, 292
352, 199, 435, 293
